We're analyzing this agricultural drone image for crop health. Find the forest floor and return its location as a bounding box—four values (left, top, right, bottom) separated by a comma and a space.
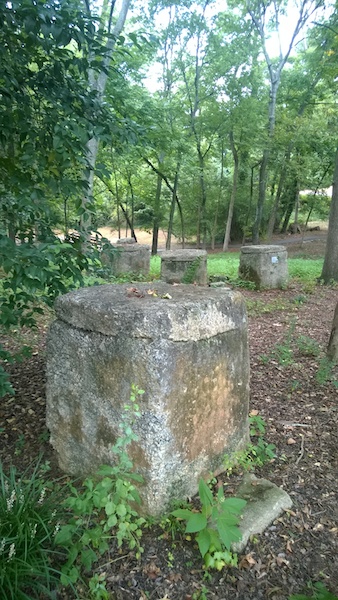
1, 230, 338, 600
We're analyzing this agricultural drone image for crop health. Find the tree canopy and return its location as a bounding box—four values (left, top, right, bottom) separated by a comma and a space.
0, 0, 337, 388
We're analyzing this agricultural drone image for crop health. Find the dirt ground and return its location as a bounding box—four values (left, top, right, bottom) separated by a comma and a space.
1, 230, 338, 600
97, 221, 328, 255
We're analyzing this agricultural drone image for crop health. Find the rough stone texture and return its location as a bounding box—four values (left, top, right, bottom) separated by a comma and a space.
102, 242, 150, 276
160, 249, 208, 285
239, 245, 288, 289
232, 473, 293, 552
46, 283, 249, 515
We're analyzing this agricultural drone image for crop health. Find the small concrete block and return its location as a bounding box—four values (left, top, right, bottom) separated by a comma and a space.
232, 473, 293, 552
160, 249, 208, 285
102, 242, 151, 276
239, 245, 288, 289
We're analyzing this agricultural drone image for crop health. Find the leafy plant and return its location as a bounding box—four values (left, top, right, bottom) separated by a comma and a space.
0, 345, 32, 397
55, 385, 146, 589
316, 357, 338, 386
171, 478, 246, 569
223, 414, 276, 474
289, 581, 338, 599
182, 256, 203, 284
0, 458, 63, 600
296, 335, 320, 357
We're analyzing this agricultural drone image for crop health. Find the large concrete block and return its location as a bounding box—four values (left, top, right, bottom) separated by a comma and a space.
239, 245, 288, 289
160, 249, 208, 285
46, 283, 249, 515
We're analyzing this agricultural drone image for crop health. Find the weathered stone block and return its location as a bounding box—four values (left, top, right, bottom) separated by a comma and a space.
232, 473, 293, 552
102, 242, 150, 276
239, 245, 288, 289
160, 249, 208, 285
46, 283, 249, 515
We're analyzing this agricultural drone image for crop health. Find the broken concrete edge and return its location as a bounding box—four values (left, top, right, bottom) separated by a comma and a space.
231, 473, 293, 553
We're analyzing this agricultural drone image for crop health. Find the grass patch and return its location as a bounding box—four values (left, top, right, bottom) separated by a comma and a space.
150, 253, 324, 288
207, 253, 240, 280
288, 258, 323, 284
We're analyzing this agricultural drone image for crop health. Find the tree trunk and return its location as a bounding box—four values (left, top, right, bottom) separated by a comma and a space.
321, 147, 338, 284
327, 301, 338, 362
166, 162, 180, 250
80, 0, 131, 231
252, 77, 279, 244
223, 131, 239, 251
267, 153, 290, 239
152, 171, 162, 256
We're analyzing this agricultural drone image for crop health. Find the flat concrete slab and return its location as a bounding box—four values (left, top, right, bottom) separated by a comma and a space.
232, 473, 293, 552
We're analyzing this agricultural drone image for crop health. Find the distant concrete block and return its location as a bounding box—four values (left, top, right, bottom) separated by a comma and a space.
102, 242, 150, 276
160, 249, 208, 285
239, 245, 288, 289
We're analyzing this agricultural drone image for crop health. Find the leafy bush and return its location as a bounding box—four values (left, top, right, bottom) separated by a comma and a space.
172, 478, 246, 570
0, 458, 62, 600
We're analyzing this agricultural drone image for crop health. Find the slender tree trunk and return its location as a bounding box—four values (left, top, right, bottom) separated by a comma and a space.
127, 173, 135, 232
267, 153, 290, 239
80, 0, 131, 231
197, 146, 208, 248
118, 203, 137, 241
252, 79, 279, 244
166, 162, 180, 250
144, 157, 185, 251
280, 180, 298, 234
223, 132, 239, 251
152, 172, 162, 256
321, 147, 338, 284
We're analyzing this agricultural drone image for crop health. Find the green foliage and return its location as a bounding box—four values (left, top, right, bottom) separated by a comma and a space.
260, 319, 296, 367
171, 478, 246, 569
296, 335, 320, 357
316, 358, 338, 387
182, 256, 203, 284
289, 581, 338, 600
0, 458, 62, 600
223, 414, 276, 475
0, 233, 112, 398
55, 385, 146, 589
0, 344, 32, 401
207, 253, 240, 281
246, 297, 292, 317
288, 259, 323, 284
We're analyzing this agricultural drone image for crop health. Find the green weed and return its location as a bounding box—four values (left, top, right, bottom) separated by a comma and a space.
289, 581, 338, 599
171, 478, 246, 570
223, 414, 276, 475
246, 297, 292, 317
316, 357, 338, 387
55, 385, 146, 591
296, 335, 320, 357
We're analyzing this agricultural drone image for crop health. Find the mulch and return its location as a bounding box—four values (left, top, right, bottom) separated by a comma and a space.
1, 243, 338, 600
